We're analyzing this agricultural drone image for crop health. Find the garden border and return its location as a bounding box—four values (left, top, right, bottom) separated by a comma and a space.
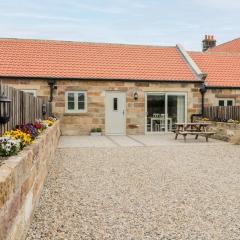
0, 120, 60, 240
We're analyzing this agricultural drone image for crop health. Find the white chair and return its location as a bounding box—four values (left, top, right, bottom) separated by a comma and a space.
153, 113, 161, 118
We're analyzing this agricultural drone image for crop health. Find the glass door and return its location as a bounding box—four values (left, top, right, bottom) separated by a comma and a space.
146, 93, 186, 133
167, 94, 186, 131
146, 94, 166, 133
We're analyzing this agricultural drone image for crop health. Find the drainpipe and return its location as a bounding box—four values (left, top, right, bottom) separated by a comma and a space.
199, 82, 207, 116
47, 79, 57, 102
191, 74, 208, 122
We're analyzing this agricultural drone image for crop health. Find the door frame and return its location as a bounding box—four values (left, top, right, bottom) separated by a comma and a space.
144, 92, 188, 134
105, 91, 126, 135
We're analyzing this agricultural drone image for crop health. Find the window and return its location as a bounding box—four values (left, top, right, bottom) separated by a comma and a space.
21, 90, 37, 97
113, 98, 118, 111
65, 91, 87, 113
218, 99, 235, 107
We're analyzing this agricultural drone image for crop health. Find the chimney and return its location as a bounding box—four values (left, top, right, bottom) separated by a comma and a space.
202, 35, 216, 52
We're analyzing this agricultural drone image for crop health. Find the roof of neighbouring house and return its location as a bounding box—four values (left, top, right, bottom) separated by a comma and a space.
189, 51, 240, 87
0, 38, 198, 82
208, 38, 240, 53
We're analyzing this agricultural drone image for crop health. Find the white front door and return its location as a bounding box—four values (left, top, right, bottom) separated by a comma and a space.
105, 92, 126, 135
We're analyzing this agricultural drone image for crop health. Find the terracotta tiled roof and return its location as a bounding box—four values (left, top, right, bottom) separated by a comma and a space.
189, 51, 240, 87
0, 38, 197, 81
208, 38, 240, 53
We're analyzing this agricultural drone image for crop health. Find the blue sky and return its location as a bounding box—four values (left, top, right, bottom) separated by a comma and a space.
0, 0, 239, 50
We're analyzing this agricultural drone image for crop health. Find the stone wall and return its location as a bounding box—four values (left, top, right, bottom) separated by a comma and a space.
1, 78, 202, 135
0, 121, 60, 240
55, 80, 201, 135
208, 121, 240, 142
205, 88, 240, 106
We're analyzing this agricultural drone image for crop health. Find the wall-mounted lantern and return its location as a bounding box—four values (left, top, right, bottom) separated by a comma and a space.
133, 92, 138, 101
42, 103, 47, 115
0, 94, 11, 124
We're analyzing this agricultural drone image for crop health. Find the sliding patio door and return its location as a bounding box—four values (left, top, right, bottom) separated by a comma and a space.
167, 94, 186, 131
146, 94, 166, 133
146, 93, 186, 133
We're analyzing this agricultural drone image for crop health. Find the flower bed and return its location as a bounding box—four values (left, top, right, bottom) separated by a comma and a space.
0, 117, 57, 158
0, 118, 60, 240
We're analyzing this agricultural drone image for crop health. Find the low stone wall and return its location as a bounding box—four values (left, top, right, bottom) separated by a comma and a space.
208, 121, 240, 142
0, 121, 60, 240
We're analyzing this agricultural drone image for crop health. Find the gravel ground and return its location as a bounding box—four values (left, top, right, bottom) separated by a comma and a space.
26, 144, 240, 240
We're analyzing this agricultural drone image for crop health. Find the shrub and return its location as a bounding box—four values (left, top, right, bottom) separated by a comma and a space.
91, 128, 97, 132
96, 128, 102, 132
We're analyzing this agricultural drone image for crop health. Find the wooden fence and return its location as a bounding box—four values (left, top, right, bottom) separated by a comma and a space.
204, 106, 240, 122
0, 84, 52, 135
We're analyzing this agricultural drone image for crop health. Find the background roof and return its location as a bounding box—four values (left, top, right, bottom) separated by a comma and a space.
208, 38, 240, 53
189, 51, 240, 87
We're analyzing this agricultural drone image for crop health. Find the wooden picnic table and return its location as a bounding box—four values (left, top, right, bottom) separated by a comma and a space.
174, 122, 214, 142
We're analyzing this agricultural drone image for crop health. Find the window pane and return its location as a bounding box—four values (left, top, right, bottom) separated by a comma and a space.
68, 93, 74, 102
78, 93, 84, 102
113, 98, 118, 111
78, 101, 84, 110
68, 101, 74, 110
227, 100, 233, 106
219, 100, 224, 106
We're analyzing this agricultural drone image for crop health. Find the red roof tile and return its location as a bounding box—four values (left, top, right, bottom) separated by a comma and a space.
208, 38, 240, 53
189, 51, 240, 87
0, 38, 197, 81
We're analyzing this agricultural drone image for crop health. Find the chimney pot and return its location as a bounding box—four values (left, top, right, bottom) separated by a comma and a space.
202, 34, 216, 52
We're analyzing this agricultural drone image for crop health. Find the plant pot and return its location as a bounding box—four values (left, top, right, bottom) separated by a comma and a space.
90, 132, 102, 136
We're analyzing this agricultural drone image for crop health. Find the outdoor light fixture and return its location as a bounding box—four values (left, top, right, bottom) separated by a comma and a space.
133, 92, 138, 100
0, 94, 11, 124
42, 103, 47, 115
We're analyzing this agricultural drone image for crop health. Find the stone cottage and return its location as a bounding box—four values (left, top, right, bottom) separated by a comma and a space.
189, 36, 240, 107
0, 36, 239, 135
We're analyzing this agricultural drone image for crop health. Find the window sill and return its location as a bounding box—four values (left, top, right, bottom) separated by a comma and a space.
64, 112, 88, 116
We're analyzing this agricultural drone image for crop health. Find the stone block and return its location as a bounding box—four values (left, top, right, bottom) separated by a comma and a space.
0, 166, 14, 209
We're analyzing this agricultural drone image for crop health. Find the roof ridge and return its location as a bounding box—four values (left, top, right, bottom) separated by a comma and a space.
176, 44, 203, 81
0, 37, 176, 49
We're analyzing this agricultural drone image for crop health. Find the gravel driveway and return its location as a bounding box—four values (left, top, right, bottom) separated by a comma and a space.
26, 142, 240, 239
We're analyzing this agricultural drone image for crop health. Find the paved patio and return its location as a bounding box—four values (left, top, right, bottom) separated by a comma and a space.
58, 134, 226, 148
26, 136, 240, 239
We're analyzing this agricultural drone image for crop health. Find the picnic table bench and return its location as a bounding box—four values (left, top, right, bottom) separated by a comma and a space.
174, 122, 215, 142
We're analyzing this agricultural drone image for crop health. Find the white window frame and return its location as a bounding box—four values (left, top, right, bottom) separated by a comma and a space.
65, 91, 87, 113
144, 91, 187, 134
217, 98, 235, 106
21, 89, 37, 97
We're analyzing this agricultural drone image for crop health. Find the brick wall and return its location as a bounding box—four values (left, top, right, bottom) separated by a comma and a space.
0, 121, 60, 240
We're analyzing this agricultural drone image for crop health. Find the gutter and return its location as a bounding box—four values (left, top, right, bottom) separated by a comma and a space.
0, 75, 201, 83
207, 86, 240, 90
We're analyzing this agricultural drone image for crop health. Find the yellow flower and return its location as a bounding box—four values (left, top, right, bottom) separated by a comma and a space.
3, 129, 32, 147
